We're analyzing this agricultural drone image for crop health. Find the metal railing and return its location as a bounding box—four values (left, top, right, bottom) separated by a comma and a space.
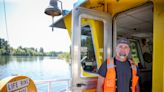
34, 79, 71, 92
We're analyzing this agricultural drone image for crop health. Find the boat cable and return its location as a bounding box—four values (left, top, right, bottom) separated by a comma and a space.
3, 0, 10, 42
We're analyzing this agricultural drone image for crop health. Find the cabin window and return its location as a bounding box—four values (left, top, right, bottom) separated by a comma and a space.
80, 25, 97, 73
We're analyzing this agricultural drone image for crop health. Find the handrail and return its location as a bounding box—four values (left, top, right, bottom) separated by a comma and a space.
34, 79, 71, 92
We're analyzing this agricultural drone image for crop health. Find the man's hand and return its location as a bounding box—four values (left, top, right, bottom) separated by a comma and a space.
136, 82, 140, 92
97, 75, 105, 92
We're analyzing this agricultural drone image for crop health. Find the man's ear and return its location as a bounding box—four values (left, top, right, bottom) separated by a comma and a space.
115, 46, 118, 52
115, 47, 117, 52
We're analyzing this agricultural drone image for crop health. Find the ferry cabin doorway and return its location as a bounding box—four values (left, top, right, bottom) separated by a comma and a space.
114, 3, 153, 92
71, 7, 112, 92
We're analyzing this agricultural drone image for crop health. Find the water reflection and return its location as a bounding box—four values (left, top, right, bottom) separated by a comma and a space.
0, 56, 45, 65
0, 56, 70, 80
0, 56, 71, 91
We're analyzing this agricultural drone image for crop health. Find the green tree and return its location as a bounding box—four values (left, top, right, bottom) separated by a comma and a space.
58, 52, 70, 62
39, 47, 44, 53
0, 38, 11, 55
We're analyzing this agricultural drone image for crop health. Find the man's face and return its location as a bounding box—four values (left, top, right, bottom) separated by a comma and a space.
115, 43, 130, 61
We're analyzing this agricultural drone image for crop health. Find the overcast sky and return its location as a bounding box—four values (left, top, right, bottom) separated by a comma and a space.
0, 0, 76, 52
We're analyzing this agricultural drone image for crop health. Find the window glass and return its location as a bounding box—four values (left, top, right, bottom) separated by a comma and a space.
81, 25, 97, 73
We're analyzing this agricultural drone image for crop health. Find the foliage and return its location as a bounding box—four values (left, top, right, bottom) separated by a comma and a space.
58, 52, 70, 62
0, 38, 11, 55
0, 38, 69, 57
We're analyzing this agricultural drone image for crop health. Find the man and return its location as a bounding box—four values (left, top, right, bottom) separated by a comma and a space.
97, 38, 140, 92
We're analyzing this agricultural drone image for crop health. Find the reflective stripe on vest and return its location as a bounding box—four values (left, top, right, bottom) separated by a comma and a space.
104, 58, 139, 92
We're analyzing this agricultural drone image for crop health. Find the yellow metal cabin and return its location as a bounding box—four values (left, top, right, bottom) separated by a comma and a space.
50, 0, 164, 92
0, 0, 163, 92
0, 0, 164, 92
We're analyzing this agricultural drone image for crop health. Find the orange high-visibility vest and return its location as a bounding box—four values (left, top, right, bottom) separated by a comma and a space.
104, 58, 139, 92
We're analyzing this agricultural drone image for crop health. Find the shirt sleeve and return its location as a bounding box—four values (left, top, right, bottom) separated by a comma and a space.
98, 60, 107, 77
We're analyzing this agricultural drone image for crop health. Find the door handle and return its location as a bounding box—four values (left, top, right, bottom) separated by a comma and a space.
76, 83, 86, 87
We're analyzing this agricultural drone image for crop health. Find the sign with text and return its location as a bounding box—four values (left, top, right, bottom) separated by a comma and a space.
7, 78, 30, 91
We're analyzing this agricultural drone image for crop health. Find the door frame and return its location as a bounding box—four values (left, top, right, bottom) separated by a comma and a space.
71, 7, 112, 91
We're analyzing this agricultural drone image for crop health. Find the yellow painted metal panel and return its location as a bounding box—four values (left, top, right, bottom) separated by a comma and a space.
64, 14, 72, 37
89, 20, 104, 68
81, 67, 97, 77
106, 0, 148, 15
82, 0, 105, 12
80, 0, 149, 16
152, 0, 164, 92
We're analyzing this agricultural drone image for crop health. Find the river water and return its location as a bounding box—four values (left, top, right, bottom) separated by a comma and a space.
0, 56, 71, 92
